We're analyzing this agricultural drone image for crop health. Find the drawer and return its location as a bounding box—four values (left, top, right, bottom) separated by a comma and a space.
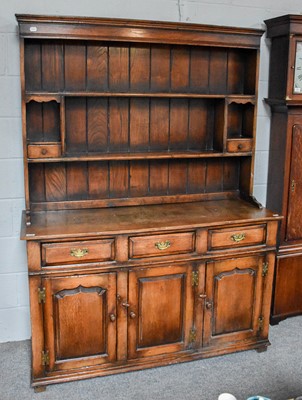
129, 232, 195, 259
28, 143, 61, 158
42, 239, 115, 266
208, 225, 266, 250
227, 139, 252, 153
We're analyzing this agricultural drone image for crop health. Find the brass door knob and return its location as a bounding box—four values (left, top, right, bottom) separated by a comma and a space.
129, 311, 136, 319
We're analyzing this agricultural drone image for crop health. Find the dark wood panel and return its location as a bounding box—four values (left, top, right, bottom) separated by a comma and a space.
129, 161, 149, 197
150, 46, 170, 91
45, 163, 67, 201
223, 159, 239, 190
273, 255, 302, 317
138, 274, 184, 347
190, 48, 209, 93
43, 102, 61, 142
66, 163, 88, 201
87, 44, 108, 91
64, 44, 86, 91
26, 101, 60, 142
205, 159, 223, 192
169, 160, 187, 195
209, 49, 227, 94
109, 161, 129, 198
287, 125, 302, 240
187, 160, 206, 194
170, 99, 189, 150
87, 98, 108, 152
227, 50, 244, 94
108, 98, 129, 152
29, 164, 45, 202
41, 43, 63, 91
188, 99, 207, 150
130, 45, 150, 91
149, 99, 169, 151
109, 46, 129, 91
65, 98, 87, 153
149, 160, 168, 195
213, 267, 255, 335
129, 98, 149, 151
171, 47, 190, 91
26, 102, 43, 142
88, 162, 109, 199
24, 42, 42, 91
54, 286, 106, 359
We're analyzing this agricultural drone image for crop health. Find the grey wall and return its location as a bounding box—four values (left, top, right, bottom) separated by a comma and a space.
0, 0, 301, 342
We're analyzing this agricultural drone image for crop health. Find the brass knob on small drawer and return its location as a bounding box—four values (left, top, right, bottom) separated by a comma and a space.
109, 313, 116, 322
230, 233, 245, 243
70, 248, 89, 258
129, 311, 136, 319
41, 148, 47, 155
155, 240, 171, 250
237, 144, 243, 150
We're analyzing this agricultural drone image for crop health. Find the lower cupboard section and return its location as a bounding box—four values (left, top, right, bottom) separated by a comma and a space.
29, 253, 275, 387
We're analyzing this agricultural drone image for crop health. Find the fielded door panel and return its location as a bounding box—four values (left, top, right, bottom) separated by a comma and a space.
43, 273, 117, 372
203, 255, 264, 347
127, 264, 195, 359
286, 124, 302, 241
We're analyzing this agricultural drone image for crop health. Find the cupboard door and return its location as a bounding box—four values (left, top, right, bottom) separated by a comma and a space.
43, 273, 117, 372
272, 254, 302, 320
203, 255, 264, 347
128, 264, 194, 359
286, 124, 302, 241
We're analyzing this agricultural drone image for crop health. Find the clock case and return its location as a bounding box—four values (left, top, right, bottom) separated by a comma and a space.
265, 15, 302, 323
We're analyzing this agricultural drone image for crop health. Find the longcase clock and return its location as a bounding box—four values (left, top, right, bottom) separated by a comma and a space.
266, 14, 302, 323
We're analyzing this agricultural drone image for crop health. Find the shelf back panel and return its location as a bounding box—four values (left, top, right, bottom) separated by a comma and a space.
24, 40, 257, 96
28, 158, 241, 210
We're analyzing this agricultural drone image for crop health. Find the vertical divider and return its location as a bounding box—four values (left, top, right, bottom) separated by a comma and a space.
223, 99, 228, 152
60, 96, 66, 155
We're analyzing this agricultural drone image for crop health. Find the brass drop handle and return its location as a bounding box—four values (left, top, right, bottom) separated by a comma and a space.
129, 311, 136, 319
109, 313, 116, 322
155, 240, 171, 250
291, 179, 296, 192
70, 248, 89, 258
231, 233, 245, 243
198, 293, 207, 299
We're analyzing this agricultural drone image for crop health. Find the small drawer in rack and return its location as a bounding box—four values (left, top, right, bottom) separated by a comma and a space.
129, 232, 195, 259
28, 143, 61, 159
208, 224, 266, 251
227, 139, 252, 153
42, 239, 115, 266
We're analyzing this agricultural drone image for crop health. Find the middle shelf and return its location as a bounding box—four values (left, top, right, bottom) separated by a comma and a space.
26, 95, 255, 160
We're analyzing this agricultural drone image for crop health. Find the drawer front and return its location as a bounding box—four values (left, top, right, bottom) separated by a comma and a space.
42, 239, 115, 265
208, 225, 266, 250
227, 139, 252, 153
28, 143, 61, 158
129, 232, 195, 259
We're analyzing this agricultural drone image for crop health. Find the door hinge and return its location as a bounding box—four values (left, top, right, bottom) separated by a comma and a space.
189, 328, 197, 343
262, 262, 269, 277
38, 287, 46, 304
192, 271, 199, 287
41, 350, 49, 366
258, 316, 264, 332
